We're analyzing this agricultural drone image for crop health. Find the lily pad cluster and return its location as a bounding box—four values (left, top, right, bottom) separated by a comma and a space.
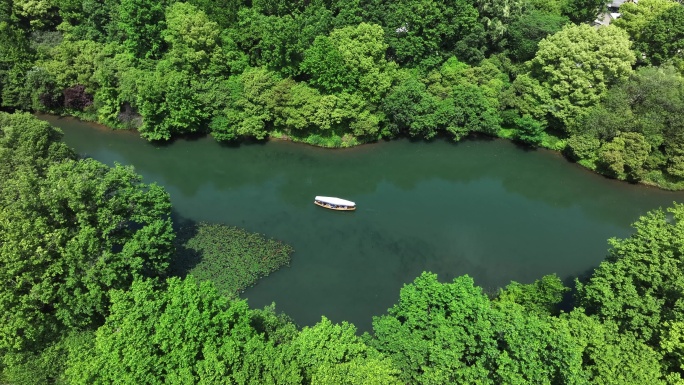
172, 222, 294, 297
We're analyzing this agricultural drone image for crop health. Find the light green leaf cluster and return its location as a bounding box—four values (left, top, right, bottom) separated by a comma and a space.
598, 131, 651, 180
577, 203, 684, 377
11, 0, 52, 28
210, 67, 280, 141
302, 23, 397, 103
612, 0, 679, 42
37, 39, 103, 91
66, 277, 401, 384
562, 310, 665, 385
0, 112, 174, 354
370, 271, 666, 384
496, 274, 568, 316
531, 24, 636, 128
136, 65, 209, 140
370, 273, 564, 384
163, 2, 222, 73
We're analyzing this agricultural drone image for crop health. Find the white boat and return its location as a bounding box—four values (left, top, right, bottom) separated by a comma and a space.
314, 196, 356, 211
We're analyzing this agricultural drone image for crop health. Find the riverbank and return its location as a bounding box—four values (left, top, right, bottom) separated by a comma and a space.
46, 112, 684, 331
40, 111, 684, 191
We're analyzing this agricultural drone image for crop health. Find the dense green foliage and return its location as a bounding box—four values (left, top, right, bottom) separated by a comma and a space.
171, 222, 294, 297
63, 276, 400, 384
0, 112, 175, 382
567, 65, 684, 187
2, 113, 684, 383
369, 273, 665, 384
3, 0, 683, 187
577, 203, 684, 382
3, 0, 684, 380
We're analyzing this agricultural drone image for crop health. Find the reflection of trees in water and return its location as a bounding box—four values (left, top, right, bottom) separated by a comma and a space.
49, 115, 684, 228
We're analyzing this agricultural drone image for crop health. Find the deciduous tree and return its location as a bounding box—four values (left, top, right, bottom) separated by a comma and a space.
118, 0, 168, 59
162, 2, 222, 73
210, 67, 280, 141
0, 115, 174, 353
530, 24, 635, 129
598, 131, 651, 181
301, 23, 397, 103
637, 4, 684, 66
577, 203, 684, 376
507, 10, 569, 62
612, 0, 678, 44
382, 72, 440, 138
363, 0, 484, 67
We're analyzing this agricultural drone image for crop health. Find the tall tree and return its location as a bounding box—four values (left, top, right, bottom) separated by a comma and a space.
210, 67, 281, 141
474, 0, 526, 50
370, 273, 585, 384
301, 23, 398, 103
362, 0, 485, 67
118, 0, 168, 59
0, 114, 174, 354
612, 0, 679, 44
597, 131, 651, 181
0, 1, 33, 109
577, 203, 684, 378
0, 112, 73, 188
162, 2, 223, 73
135, 63, 210, 140
65, 277, 297, 384
561, 0, 607, 24
382, 72, 440, 138
637, 4, 684, 66
496, 274, 569, 316
57, 0, 121, 42
530, 24, 635, 129
66, 277, 401, 384
562, 310, 666, 385
507, 10, 569, 62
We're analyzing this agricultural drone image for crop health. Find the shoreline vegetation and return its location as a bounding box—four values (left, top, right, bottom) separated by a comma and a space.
2, 0, 684, 382
43, 110, 684, 191
2, 1, 682, 191
2, 109, 684, 384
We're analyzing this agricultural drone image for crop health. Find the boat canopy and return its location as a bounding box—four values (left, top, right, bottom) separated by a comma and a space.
315, 196, 356, 207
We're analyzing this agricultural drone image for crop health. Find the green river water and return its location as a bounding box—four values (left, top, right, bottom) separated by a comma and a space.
41, 115, 684, 331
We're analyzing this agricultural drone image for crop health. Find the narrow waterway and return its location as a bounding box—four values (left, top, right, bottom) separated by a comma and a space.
42, 115, 684, 331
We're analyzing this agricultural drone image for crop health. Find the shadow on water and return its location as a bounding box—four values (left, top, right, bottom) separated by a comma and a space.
557, 265, 603, 314
167, 210, 202, 278
509, 139, 541, 153
148, 126, 213, 146
217, 137, 270, 149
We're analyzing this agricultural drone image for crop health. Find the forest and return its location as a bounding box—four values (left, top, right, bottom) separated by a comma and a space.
1, 0, 683, 187
3, 111, 684, 384
1, 0, 684, 383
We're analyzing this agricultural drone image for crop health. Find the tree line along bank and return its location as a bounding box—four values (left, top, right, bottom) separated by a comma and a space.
0, 0, 683, 188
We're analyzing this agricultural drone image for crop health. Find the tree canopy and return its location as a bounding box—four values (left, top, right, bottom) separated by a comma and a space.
529, 24, 636, 129
0, 112, 174, 355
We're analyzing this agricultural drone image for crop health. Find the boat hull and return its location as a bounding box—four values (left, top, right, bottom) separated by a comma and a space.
314, 200, 356, 211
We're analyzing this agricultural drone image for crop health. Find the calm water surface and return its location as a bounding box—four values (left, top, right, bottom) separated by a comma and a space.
42, 115, 684, 331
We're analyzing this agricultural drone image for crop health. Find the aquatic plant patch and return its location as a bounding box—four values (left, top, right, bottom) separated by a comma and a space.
171, 222, 293, 297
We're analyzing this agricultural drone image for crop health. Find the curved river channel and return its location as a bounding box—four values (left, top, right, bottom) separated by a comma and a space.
41, 115, 684, 331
